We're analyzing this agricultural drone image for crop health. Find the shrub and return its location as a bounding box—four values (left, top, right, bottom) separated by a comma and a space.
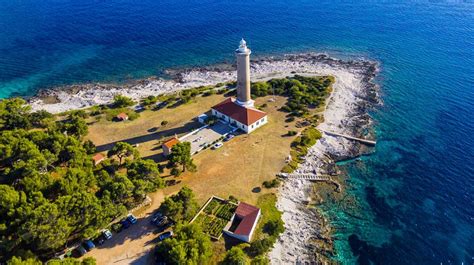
262, 179, 280, 189
251, 255, 270, 265
141, 95, 158, 106
287, 130, 297, 136
170, 167, 181, 177
203, 89, 216, 97
248, 238, 274, 256
161, 120, 169, 126
222, 247, 248, 265
112, 95, 135, 108
263, 219, 285, 237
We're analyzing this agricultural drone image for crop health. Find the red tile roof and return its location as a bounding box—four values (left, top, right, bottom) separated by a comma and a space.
92, 153, 105, 163
163, 137, 180, 149
212, 98, 267, 126
116, 112, 128, 120
233, 202, 260, 236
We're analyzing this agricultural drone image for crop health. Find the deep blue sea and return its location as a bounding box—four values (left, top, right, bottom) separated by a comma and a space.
1, 0, 473, 264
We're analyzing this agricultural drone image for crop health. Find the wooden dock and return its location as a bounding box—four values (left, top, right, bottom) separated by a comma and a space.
321, 129, 376, 146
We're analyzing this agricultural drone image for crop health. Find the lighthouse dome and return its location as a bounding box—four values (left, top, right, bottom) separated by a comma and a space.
236, 38, 250, 54
240, 38, 247, 47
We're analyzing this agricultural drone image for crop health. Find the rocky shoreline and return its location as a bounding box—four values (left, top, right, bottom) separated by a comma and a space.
269, 56, 380, 264
26, 53, 380, 264
28, 53, 376, 114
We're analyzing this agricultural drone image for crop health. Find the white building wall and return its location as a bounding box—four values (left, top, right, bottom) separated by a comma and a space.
212, 109, 267, 134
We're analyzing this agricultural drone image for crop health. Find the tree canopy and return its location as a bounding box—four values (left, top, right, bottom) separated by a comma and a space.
108, 142, 139, 165
222, 247, 248, 265
112, 95, 134, 108
169, 142, 195, 172
251, 75, 334, 117
0, 98, 164, 262
159, 186, 199, 223
155, 223, 213, 265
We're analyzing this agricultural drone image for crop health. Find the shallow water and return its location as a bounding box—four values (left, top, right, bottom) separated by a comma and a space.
1, 1, 473, 264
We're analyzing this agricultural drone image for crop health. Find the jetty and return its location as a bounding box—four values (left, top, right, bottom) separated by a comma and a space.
320, 129, 376, 146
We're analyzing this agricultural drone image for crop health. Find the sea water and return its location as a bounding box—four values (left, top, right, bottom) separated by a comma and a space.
0, 1, 473, 264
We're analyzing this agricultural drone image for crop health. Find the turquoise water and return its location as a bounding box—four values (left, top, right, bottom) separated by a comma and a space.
1, 1, 473, 264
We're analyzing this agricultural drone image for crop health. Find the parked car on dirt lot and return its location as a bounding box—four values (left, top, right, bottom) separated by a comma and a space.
121, 218, 131, 229
151, 212, 163, 224
127, 214, 138, 224
74, 245, 87, 257
157, 221, 174, 233
224, 134, 235, 141
102, 229, 113, 240
212, 142, 223, 149
158, 231, 173, 241
83, 240, 95, 251
153, 216, 168, 227
112, 222, 123, 233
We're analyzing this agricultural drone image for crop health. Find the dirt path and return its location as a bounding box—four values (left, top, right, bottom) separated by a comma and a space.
84, 191, 165, 265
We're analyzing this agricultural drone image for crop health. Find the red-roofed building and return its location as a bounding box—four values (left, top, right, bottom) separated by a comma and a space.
116, 112, 129, 121
92, 153, 105, 166
211, 98, 267, 134
224, 202, 261, 242
162, 137, 180, 156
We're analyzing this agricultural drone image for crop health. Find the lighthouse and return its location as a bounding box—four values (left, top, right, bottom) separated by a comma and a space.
235, 39, 253, 107
210, 39, 267, 134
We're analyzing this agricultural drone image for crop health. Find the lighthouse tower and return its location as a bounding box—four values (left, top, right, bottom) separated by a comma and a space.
235, 39, 253, 107
210, 39, 267, 134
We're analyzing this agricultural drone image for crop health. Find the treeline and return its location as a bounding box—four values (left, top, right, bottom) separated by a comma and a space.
0, 98, 164, 262
251, 75, 334, 116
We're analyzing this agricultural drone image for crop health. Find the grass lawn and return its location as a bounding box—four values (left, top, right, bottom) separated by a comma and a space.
85, 93, 228, 159
86, 93, 302, 205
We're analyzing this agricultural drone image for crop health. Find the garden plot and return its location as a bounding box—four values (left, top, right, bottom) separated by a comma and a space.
191, 196, 237, 240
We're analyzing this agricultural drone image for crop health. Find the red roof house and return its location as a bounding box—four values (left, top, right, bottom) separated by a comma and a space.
211, 98, 267, 133
116, 112, 129, 121
162, 137, 180, 156
223, 202, 261, 242
92, 153, 105, 166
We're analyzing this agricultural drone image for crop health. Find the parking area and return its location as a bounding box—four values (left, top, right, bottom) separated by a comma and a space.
182, 122, 235, 154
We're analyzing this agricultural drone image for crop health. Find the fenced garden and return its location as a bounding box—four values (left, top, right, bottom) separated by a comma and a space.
191, 196, 237, 240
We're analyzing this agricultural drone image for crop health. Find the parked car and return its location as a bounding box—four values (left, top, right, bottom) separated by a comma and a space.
102, 229, 113, 240
151, 212, 163, 224
74, 245, 87, 257
157, 220, 174, 233
83, 240, 95, 251
134, 105, 145, 112
127, 214, 138, 224
224, 134, 235, 141
158, 231, 173, 241
121, 218, 131, 229
153, 216, 168, 227
112, 222, 123, 233
94, 235, 105, 246
212, 142, 223, 149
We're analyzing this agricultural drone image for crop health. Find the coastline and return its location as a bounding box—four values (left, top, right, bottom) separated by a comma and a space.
26, 53, 379, 263
28, 53, 375, 114
269, 56, 379, 263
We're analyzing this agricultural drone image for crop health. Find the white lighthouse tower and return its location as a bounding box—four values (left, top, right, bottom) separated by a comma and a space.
235, 39, 254, 107
210, 39, 267, 134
